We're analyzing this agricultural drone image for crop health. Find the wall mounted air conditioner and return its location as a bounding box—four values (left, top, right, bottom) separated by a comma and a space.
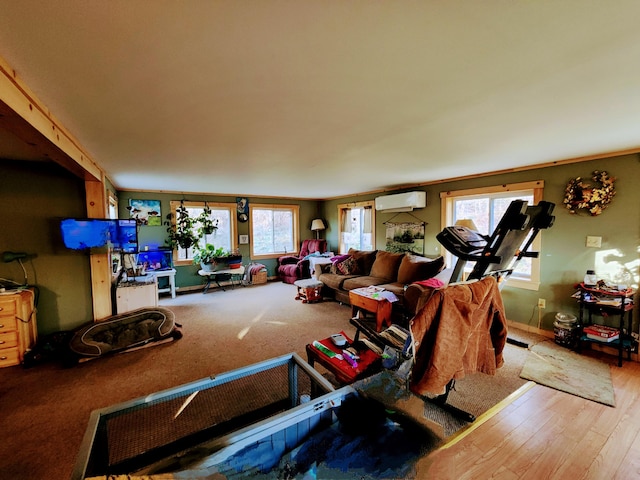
374, 191, 427, 213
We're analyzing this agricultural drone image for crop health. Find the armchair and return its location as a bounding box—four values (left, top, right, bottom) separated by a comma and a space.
277, 239, 328, 284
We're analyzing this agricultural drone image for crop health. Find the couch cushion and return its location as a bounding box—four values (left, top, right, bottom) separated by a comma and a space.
348, 249, 378, 275
397, 254, 445, 285
342, 275, 388, 291
369, 251, 404, 282
318, 272, 357, 290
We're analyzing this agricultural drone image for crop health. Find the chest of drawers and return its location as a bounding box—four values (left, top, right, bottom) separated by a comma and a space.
0, 289, 38, 368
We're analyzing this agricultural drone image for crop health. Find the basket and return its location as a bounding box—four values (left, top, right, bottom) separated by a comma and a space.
253, 270, 268, 285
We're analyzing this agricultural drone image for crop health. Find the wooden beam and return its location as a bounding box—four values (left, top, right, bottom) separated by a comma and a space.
85, 179, 113, 321
0, 53, 113, 321
0, 53, 102, 181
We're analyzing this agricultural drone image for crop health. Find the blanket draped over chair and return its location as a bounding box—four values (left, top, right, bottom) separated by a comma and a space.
409, 276, 508, 396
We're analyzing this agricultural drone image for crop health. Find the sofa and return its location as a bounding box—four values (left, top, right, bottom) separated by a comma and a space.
317, 249, 447, 320
277, 239, 328, 284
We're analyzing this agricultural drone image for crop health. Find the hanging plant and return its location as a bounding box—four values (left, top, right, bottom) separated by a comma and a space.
563, 170, 616, 216
165, 200, 199, 250
197, 203, 219, 237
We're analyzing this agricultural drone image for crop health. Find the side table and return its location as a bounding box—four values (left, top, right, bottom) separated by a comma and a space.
305, 331, 381, 385
145, 268, 177, 298
198, 266, 246, 294
349, 288, 393, 332
575, 282, 635, 367
308, 254, 334, 278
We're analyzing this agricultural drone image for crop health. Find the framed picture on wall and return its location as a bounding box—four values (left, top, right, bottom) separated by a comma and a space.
239, 234, 249, 244
128, 199, 162, 226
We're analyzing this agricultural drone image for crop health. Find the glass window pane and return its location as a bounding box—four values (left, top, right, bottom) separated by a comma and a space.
251, 207, 296, 255
451, 191, 536, 281
454, 198, 489, 234
175, 204, 233, 262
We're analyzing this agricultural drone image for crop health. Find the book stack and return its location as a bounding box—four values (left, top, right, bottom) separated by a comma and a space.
583, 324, 620, 342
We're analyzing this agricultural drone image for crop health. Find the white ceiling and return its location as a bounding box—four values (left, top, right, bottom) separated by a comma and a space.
1, 1, 639, 199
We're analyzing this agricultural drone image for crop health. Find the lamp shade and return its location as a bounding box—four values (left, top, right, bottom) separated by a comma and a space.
311, 219, 326, 231
455, 219, 479, 232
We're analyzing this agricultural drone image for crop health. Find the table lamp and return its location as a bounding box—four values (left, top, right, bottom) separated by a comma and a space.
454, 219, 479, 232
311, 219, 326, 239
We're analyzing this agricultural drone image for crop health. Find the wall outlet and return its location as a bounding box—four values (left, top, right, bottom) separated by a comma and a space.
586, 235, 602, 248
537, 298, 546, 309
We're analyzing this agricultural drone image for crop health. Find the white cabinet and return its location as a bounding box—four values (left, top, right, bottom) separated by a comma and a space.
115, 281, 158, 314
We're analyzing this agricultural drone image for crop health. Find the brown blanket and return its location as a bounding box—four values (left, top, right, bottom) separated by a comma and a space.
409, 276, 508, 396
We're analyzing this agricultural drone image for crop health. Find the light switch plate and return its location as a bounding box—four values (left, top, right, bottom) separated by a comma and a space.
586, 235, 602, 248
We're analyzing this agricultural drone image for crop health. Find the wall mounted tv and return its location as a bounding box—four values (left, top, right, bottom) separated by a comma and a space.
60, 219, 138, 253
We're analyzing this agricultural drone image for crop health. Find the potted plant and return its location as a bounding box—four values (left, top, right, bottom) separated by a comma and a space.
197, 203, 219, 237
193, 243, 228, 271
225, 249, 243, 269
165, 200, 199, 251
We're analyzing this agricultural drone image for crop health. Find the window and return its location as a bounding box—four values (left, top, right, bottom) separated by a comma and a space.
107, 191, 118, 220
337, 201, 375, 253
250, 204, 300, 258
169, 201, 237, 265
441, 181, 544, 290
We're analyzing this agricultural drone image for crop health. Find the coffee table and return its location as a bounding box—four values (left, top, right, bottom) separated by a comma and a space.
349, 287, 393, 332
305, 331, 381, 385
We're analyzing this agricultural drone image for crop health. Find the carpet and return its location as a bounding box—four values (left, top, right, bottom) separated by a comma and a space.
520, 340, 616, 407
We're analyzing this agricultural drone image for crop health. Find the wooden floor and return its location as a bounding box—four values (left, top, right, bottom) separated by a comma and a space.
415, 352, 640, 479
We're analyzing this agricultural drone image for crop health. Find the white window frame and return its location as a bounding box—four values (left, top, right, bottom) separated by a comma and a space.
440, 181, 544, 291
107, 190, 118, 220
249, 204, 300, 259
169, 200, 237, 266
337, 201, 375, 253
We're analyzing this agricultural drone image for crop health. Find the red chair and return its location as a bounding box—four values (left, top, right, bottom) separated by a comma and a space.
277, 239, 327, 284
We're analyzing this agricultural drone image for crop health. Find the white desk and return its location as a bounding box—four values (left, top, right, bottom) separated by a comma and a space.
145, 268, 177, 298
198, 266, 245, 294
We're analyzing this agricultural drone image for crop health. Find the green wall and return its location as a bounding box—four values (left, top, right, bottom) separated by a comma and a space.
322, 154, 640, 332
0, 160, 93, 335
1, 153, 638, 336
116, 191, 322, 290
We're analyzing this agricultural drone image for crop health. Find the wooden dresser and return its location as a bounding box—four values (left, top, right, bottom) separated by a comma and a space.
0, 289, 38, 368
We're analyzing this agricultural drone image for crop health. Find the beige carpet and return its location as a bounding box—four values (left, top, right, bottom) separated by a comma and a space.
520, 340, 616, 407
0, 281, 546, 479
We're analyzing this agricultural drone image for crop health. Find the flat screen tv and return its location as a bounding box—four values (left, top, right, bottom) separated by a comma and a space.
60, 218, 138, 253
113, 219, 138, 253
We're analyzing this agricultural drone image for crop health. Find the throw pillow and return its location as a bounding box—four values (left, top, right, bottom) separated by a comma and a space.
397, 255, 445, 284
369, 250, 404, 282
336, 256, 360, 275
348, 248, 378, 275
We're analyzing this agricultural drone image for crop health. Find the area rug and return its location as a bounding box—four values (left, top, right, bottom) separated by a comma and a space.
350, 333, 536, 440
520, 340, 616, 407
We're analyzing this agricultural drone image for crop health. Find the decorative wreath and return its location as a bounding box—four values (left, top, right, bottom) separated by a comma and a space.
563, 170, 616, 216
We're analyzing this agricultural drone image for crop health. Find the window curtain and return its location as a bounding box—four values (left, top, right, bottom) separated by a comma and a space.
342, 208, 351, 231
363, 206, 372, 234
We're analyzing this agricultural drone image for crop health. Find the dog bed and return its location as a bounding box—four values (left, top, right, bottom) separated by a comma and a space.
68, 307, 181, 360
